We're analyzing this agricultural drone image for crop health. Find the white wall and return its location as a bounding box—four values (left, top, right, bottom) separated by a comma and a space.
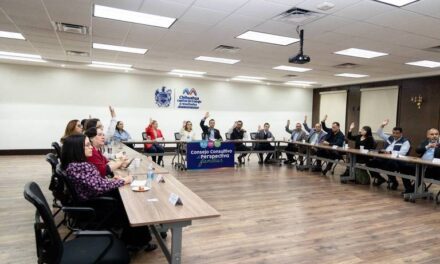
0, 63, 313, 149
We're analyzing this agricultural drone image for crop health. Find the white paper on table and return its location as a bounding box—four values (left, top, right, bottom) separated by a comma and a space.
130, 180, 147, 187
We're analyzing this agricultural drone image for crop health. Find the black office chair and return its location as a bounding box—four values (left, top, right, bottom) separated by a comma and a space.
52, 142, 62, 159
247, 132, 258, 162
46, 153, 63, 217
201, 133, 206, 140
142, 132, 164, 167
23, 181, 130, 264
54, 167, 118, 239
225, 132, 231, 140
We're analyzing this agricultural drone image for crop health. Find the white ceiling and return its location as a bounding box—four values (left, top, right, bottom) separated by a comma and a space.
0, 0, 440, 88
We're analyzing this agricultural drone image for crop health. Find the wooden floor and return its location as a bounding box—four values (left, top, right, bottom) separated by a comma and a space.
1, 155, 440, 264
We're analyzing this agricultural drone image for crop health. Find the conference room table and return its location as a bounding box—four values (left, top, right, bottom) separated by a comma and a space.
117, 143, 220, 264
123, 139, 440, 202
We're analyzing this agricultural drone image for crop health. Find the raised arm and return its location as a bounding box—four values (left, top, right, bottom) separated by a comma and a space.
285, 120, 293, 134
347, 122, 357, 141
106, 106, 117, 140
321, 114, 331, 133
303, 115, 312, 133
376, 119, 389, 141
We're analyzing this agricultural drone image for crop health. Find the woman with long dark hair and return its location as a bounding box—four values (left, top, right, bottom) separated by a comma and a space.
61, 134, 157, 251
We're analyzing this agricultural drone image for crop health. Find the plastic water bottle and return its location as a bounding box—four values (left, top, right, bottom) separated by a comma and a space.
146, 164, 154, 188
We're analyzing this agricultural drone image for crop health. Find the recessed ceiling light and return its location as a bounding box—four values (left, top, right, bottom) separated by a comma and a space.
195, 56, 240, 64
89, 61, 132, 70
285, 80, 317, 87
0, 51, 45, 62
231, 77, 263, 83
236, 31, 299, 46
93, 43, 147, 54
273, 65, 312, 72
0, 30, 25, 40
235, 75, 266, 80
335, 73, 369, 78
405, 60, 440, 68
171, 69, 206, 75
374, 0, 419, 7
61, 64, 66, 67
93, 5, 176, 28
334, 48, 388, 59
168, 72, 204, 78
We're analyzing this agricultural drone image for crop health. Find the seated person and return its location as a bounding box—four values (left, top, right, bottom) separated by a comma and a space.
60, 119, 83, 144
400, 128, 440, 193
84, 127, 128, 177
61, 134, 156, 251
145, 118, 165, 164
312, 115, 345, 175
340, 122, 376, 177
113, 121, 133, 149
366, 119, 410, 190
229, 121, 249, 164
83, 106, 118, 143
255, 123, 275, 164
284, 120, 308, 165
303, 115, 327, 145
200, 112, 222, 141
180, 121, 196, 141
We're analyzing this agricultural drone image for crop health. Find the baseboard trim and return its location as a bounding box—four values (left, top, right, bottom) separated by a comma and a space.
0, 149, 53, 155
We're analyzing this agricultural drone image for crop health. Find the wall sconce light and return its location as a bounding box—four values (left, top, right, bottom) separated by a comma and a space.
410, 95, 423, 109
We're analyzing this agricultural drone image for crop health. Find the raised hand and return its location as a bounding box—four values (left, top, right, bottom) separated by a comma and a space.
286, 120, 290, 127
109, 106, 116, 118
204, 112, 210, 119
349, 122, 355, 131
381, 119, 389, 128
304, 115, 307, 123
322, 114, 328, 122
258, 125, 262, 131
149, 117, 153, 124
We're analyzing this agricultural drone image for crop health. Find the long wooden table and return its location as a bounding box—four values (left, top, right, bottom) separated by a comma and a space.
117, 143, 220, 264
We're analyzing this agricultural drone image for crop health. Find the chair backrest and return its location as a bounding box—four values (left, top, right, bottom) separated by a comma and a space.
250, 132, 257, 140
225, 132, 231, 140
141, 132, 147, 140
51, 142, 61, 159
45, 153, 58, 175
174, 132, 182, 140
201, 133, 206, 140
54, 165, 79, 206
24, 182, 63, 264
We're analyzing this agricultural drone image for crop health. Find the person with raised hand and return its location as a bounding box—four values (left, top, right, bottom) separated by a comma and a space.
200, 112, 222, 141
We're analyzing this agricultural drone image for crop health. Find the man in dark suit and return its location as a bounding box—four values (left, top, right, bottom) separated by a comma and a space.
284, 120, 308, 165
312, 115, 345, 175
400, 128, 440, 193
200, 112, 222, 141
255, 123, 275, 164
230, 120, 249, 164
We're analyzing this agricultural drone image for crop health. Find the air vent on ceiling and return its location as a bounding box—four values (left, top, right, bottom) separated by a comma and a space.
54, 22, 89, 35
424, 45, 440, 53
66, 50, 89, 57
272, 7, 324, 24
334, 63, 359, 69
213, 45, 240, 53
284, 74, 298, 78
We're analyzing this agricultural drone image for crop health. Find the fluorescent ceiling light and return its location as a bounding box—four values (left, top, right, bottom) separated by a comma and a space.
335, 73, 369, 78
171, 69, 206, 75
232, 78, 263, 83
0, 51, 45, 62
0, 30, 25, 40
273, 65, 312, 72
334, 48, 388, 59
374, 0, 419, 7
405, 60, 440, 68
236, 31, 299, 46
195, 56, 240, 64
93, 43, 147, 54
94, 5, 176, 28
235, 75, 266, 80
285, 81, 316, 87
168, 72, 204, 78
0, 55, 46, 63
89, 61, 132, 70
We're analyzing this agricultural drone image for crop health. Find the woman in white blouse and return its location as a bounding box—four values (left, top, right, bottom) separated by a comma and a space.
180, 121, 196, 141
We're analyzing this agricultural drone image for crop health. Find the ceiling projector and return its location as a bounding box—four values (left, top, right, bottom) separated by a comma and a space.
289, 29, 310, 64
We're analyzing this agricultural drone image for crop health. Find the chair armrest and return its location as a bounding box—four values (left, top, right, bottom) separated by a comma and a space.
74, 230, 114, 238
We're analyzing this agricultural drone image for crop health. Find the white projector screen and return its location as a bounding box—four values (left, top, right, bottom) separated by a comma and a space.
319, 90, 347, 133
359, 86, 398, 134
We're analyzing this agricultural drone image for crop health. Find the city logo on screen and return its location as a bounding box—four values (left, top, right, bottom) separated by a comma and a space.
177, 87, 202, 109
155, 86, 172, 107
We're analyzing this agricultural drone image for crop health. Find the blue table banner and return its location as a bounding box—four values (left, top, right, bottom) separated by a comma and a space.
186, 141, 235, 170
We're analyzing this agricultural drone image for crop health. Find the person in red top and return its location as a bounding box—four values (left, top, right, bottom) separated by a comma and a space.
85, 127, 128, 177
145, 118, 165, 165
